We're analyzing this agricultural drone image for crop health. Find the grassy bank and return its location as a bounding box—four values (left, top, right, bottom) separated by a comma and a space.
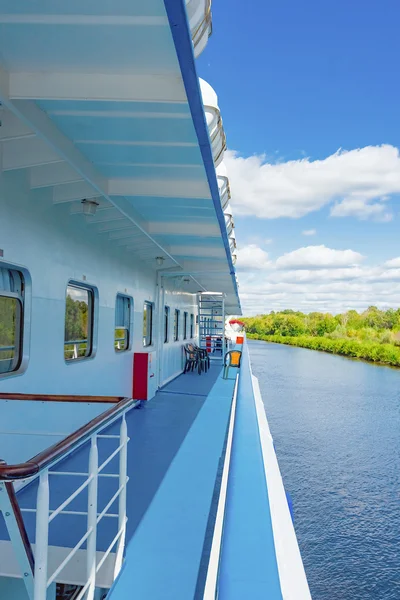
247, 333, 400, 367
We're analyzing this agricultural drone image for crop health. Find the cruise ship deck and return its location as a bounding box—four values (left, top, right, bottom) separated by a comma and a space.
107, 344, 284, 600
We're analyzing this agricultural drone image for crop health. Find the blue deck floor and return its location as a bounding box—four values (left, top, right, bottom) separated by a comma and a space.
109, 364, 236, 600
1, 353, 286, 599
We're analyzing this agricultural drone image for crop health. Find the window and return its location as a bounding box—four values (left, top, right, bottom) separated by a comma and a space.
115, 294, 132, 352
174, 309, 180, 341
183, 312, 188, 340
190, 313, 194, 338
0, 267, 24, 375
164, 306, 170, 343
64, 283, 94, 361
143, 301, 153, 347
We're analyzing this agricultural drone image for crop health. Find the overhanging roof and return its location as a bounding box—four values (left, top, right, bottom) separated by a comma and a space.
0, 0, 241, 313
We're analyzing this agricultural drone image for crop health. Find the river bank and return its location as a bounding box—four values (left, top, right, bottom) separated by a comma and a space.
247, 333, 400, 367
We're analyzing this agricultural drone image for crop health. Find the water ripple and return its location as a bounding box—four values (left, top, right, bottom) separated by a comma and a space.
248, 340, 400, 600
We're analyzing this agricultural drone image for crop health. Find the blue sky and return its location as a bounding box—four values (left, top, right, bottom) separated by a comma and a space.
198, 0, 400, 314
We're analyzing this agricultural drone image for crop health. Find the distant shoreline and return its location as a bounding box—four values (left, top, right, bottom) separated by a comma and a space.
247, 333, 400, 368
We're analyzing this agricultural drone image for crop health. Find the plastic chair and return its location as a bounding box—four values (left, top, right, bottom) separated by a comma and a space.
223, 350, 242, 379
193, 343, 210, 371
187, 343, 208, 374
183, 345, 197, 373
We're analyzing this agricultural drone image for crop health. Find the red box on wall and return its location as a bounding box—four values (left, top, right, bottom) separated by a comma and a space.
133, 352, 157, 401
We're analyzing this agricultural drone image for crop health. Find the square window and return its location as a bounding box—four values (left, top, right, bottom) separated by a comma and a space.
65, 283, 94, 361
190, 313, 194, 338
0, 267, 24, 375
164, 306, 170, 343
174, 309, 180, 341
115, 294, 132, 352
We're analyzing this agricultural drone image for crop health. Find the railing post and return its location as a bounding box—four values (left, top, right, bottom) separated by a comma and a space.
34, 470, 50, 600
86, 435, 98, 600
73, 343, 78, 359
114, 414, 128, 578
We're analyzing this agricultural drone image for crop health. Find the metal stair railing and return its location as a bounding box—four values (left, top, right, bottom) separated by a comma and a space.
0, 396, 137, 600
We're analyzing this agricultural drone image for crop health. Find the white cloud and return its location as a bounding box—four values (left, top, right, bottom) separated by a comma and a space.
238, 264, 400, 314
264, 238, 273, 245
275, 245, 364, 269
330, 198, 392, 221
236, 244, 271, 270
234, 243, 400, 314
302, 229, 316, 236
384, 257, 400, 268
225, 145, 400, 220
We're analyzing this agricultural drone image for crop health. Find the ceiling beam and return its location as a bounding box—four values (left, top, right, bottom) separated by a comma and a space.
0, 15, 168, 26
47, 110, 191, 120
0, 67, 181, 266
96, 221, 133, 233
1, 137, 61, 170
0, 109, 35, 141
168, 246, 226, 258
53, 180, 99, 204
148, 221, 220, 236
109, 178, 211, 199
76, 140, 197, 148
30, 161, 83, 188
108, 228, 140, 240
115, 235, 144, 246
83, 208, 124, 223
9, 72, 187, 104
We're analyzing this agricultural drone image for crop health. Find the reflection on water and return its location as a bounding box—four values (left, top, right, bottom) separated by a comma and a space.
248, 340, 400, 600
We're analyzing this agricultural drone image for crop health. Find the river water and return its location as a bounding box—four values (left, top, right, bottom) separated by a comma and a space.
248, 340, 400, 600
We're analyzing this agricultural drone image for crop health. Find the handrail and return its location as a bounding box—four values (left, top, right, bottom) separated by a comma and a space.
0, 396, 134, 481
4, 479, 35, 572
0, 392, 125, 403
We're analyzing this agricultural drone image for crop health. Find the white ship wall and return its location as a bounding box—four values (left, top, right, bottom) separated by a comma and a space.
0, 169, 197, 396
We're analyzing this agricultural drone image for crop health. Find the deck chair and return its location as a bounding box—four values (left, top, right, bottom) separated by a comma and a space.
192, 343, 210, 371
183, 345, 197, 373
223, 350, 242, 379
187, 343, 208, 373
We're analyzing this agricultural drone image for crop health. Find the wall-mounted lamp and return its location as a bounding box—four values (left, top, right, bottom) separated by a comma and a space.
155, 256, 165, 266
81, 199, 99, 216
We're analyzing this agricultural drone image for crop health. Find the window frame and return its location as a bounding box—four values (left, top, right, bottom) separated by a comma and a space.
190, 313, 194, 338
174, 309, 180, 342
164, 306, 170, 344
115, 293, 133, 353
0, 268, 25, 377
143, 301, 153, 347
183, 311, 188, 340
64, 280, 97, 363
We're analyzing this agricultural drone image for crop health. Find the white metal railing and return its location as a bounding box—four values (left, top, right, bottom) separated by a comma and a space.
0, 398, 136, 600
32, 417, 129, 600
64, 339, 88, 360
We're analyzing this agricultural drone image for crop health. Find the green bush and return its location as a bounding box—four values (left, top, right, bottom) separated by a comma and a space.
247, 333, 400, 367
